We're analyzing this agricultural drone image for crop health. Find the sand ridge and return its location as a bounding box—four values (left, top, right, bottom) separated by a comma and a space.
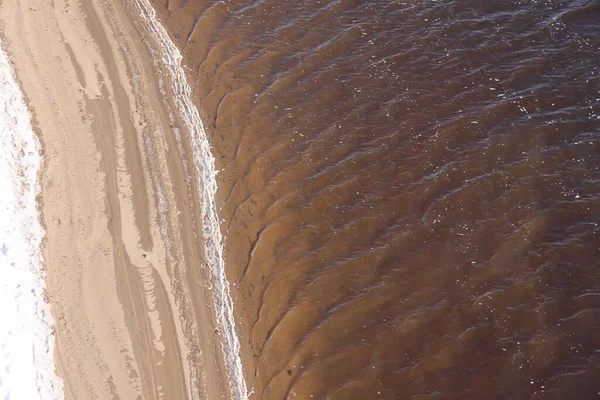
0, 0, 230, 398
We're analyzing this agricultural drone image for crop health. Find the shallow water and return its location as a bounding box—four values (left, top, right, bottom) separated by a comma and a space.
151, 0, 600, 398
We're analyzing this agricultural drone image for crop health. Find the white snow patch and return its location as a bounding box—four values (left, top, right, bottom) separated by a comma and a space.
0, 38, 64, 399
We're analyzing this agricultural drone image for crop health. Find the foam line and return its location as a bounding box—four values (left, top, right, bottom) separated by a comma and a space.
131, 2, 249, 399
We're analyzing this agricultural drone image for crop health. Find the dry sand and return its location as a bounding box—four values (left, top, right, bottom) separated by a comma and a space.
0, 0, 230, 398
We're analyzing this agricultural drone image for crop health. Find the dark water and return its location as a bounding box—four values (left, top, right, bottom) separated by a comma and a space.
151, 0, 600, 398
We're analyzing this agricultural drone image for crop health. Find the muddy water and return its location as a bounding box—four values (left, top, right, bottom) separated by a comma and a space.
148, 0, 600, 398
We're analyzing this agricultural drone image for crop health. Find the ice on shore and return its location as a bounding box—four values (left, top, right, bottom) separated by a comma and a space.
0, 40, 64, 399
133, 1, 249, 398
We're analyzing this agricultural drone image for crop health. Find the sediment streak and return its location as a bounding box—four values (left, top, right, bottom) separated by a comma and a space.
132, 2, 249, 399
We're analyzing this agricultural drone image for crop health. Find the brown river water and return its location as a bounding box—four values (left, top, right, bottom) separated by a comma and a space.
148, 0, 600, 398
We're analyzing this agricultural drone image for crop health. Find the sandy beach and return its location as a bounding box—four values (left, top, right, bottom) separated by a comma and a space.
0, 0, 234, 398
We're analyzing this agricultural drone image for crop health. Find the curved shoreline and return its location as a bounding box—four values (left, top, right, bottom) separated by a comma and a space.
131, 1, 249, 398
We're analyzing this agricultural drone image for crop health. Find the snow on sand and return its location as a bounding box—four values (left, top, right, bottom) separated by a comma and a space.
0, 39, 63, 399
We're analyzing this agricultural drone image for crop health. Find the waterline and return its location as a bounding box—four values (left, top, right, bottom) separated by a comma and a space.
131, 2, 249, 399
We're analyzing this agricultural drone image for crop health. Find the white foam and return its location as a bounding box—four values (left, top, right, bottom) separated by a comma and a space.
0, 39, 64, 399
131, 2, 249, 399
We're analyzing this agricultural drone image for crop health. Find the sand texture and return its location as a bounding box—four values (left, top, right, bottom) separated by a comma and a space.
0, 0, 230, 398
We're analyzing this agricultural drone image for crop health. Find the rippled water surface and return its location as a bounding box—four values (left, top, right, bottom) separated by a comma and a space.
150, 0, 600, 398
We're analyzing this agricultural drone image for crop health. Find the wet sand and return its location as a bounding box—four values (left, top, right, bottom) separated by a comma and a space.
0, 0, 231, 398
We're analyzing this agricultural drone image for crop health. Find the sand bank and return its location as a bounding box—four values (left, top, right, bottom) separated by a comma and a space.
0, 0, 231, 398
